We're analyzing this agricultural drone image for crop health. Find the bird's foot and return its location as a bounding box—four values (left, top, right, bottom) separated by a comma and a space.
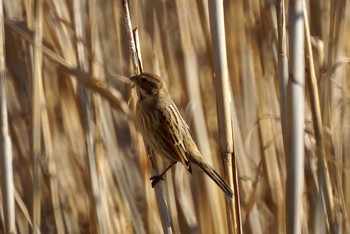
150, 175, 164, 187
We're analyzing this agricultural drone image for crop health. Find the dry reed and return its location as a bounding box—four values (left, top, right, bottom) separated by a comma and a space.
0, 0, 349, 233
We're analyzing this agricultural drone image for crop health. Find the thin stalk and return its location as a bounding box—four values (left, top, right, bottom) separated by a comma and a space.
303, 4, 338, 234
36, 6, 64, 232
41, 97, 65, 234
122, 0, 139, 76
276, 3, 288, 232
72, 0, 103, 233
32, 0, 44, 232
286, 0, 305, 233
277, 0, 288, 149
207, 0, 241, 233
0, 0, 15, 233
89, 0, 112, 232
122, 0, 172, 233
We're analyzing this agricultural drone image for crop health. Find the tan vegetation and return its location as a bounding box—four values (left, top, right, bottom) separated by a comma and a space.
0, 0, 349, 233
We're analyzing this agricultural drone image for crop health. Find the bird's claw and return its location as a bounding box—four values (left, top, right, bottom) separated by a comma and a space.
150, 175, 164, 187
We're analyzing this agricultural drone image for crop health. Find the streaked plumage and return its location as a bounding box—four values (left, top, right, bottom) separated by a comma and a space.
131, 72, 233, 199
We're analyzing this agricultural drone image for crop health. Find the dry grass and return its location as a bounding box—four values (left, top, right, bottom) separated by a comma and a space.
0, 0, 349, 233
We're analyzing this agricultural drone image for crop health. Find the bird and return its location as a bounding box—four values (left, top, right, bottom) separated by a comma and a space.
130, 72, 233, 199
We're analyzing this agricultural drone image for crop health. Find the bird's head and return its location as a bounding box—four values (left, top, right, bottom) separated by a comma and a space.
130, 73, 167, 99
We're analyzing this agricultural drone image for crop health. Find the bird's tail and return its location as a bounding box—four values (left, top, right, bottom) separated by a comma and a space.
191, 155, 233, 199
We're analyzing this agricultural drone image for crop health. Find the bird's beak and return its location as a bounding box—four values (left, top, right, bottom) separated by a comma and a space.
129, 76, 139, 91
130, 75, 138, 83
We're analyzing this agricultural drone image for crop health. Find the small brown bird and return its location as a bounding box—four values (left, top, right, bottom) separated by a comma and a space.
131, 72, 233, 199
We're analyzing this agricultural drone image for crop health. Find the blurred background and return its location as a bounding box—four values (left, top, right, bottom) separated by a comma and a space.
0, 0, 349, 233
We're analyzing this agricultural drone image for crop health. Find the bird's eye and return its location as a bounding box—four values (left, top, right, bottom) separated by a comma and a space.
141, 78, 147, 82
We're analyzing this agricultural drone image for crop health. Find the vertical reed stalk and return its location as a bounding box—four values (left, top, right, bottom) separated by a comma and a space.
0, 0, 15, 233
72, 0, 103, 232
286, 0, 305, 233
88, 0, 111, 233
32, 0, 44, 232
122, 0, 172, 233
276, 3, 288, 232
303, 3, 338, 233
208, 0, 241, 233
277, 0, 288, 148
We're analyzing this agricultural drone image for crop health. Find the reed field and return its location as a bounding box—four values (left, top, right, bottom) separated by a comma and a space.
0, 0, 349, 233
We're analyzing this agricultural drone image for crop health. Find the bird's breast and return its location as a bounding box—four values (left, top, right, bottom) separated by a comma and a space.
136, 100, 159, 141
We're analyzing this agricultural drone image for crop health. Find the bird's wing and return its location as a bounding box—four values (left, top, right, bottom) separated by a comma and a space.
154, 104, 192, 173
